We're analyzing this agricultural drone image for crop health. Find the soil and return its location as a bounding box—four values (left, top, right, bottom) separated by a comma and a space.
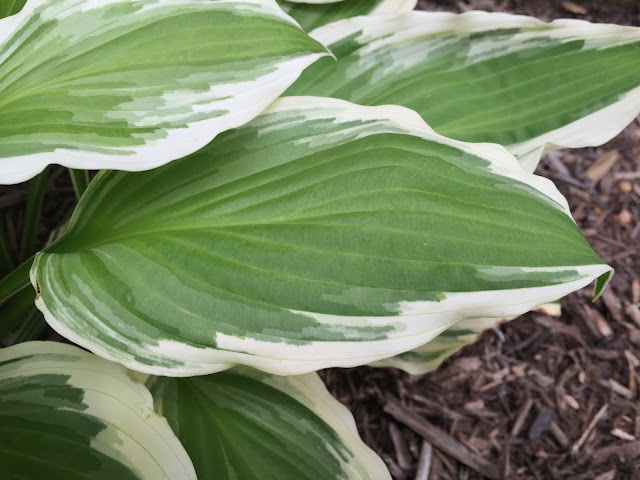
1, 1, 639, 479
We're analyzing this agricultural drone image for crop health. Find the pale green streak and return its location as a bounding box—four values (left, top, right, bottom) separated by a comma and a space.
0, 0, 325, 160
287, 15, 640, 148
31, 102, 604, 369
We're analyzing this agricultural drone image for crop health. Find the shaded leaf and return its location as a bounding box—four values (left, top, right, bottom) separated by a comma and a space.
150, 368, 389, 479
0, 0, 27, 18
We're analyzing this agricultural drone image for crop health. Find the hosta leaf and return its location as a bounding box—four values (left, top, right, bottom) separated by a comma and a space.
0, 0, 27, 18
149, 369, 389, 479
372, 318, 499, 374
277, 0, 416, 32
31, 97, 611, 376
0, 0, 328, 184
286, 11, 640, 171
372, 302, 561, 374
0, 341, 195, 479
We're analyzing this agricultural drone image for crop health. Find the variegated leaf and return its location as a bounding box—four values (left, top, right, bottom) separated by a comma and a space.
372, 302, 562, 374
0, 0, 328, 184
371, 318, 499, 375
277, 0, 416, 32
31, 97, 611, 376
0, 341, 196, 479
149, 368, 389, 479
286, 11, 640, 171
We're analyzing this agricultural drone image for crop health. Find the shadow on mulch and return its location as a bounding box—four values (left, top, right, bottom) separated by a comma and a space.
319, 1, 640, 479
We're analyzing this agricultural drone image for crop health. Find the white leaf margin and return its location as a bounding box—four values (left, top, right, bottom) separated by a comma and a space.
511, 85, 640, 171
0, 341, 196, 480
371, 317, 501, 374
0, 0, 329, 184
307, 10, 640, 172
371, 301, 562, 374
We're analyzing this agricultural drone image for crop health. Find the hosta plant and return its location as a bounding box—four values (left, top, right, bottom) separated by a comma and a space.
1, 0, 639, 477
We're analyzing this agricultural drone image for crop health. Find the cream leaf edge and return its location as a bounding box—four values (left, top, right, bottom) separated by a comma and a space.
0, 341, 196, 480
307, 10, 640, 172
0, 0, 329, 184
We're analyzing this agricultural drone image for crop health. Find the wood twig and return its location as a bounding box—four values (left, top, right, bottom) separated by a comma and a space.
572, 404, 608, 454
384, 395, 500, 479
511, 397, 533, 437
389, 422, 412, 471
414, 441, 433, 480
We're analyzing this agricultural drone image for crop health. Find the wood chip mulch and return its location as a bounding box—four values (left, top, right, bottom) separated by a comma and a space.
323, 290, 640, 479
322, 1, 640, 479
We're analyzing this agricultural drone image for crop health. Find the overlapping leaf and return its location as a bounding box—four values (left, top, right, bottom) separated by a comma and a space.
0, 0, 328, 184
31, 97, 611, 376
277, 0, 416, 32
150, 368, 389, 479
287, 11, 640, 171
372, 302, 561, 374
0, 0, 26, 18
0, 341, 195, 479
371, 318, 499, 375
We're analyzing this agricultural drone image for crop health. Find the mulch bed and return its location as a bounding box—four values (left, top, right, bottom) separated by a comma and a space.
1, 1, 638, 479
320, 1, 640, 479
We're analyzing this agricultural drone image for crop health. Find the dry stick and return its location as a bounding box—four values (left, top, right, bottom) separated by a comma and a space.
593, 440, 640, 464
385, 395, 500, 480
572, 404, 608, 455
511, 398, 533, 437
615, 172, 640, 180
389, 423, 412, 471
503, 440, 511, 480
549, 422, 570, 449
414, 441, 433, 480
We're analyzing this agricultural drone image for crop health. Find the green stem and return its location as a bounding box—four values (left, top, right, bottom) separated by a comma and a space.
0, 286, 36, 338
0, 254, 34, 306
69, 169, 90, 200
19, 166, 50, 262
0, 220, 15, 273
12, 309, 47, 344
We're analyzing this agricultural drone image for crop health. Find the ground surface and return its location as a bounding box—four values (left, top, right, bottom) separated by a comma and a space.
320, 1, 640, 479
0, 1, 638, 479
